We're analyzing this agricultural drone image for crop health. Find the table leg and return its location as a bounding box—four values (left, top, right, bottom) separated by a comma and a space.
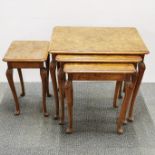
6, 68, 20, 115
50, 62, 59, 119
113, 81, 122, 108
58, 68, 65, 125
127, 62, 145, 122
40, 68, 49, 117
118, 81, 123, 99
17, 68, 25, 97
65, 80, 73, 134
46, 55, 52, 97
117, 81, 133, 134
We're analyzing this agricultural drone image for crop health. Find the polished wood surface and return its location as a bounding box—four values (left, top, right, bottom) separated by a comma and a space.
64, 63, 136, 74
56, 55, 142, 63
49, 27, 149, 54
3, 41, 49, 62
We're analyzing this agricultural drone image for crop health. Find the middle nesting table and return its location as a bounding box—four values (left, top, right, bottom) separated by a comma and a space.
56, 55, 142, 109
55, 55, 141, 134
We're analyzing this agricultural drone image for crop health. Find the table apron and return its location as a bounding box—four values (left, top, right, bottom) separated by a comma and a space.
68, 73, 131, 81
7, 62, 44, 69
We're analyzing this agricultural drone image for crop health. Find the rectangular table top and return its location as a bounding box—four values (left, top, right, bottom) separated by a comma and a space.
49, 27, 149, 55
3, 41, 49, 62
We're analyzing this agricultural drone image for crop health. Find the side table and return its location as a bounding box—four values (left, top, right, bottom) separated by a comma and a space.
3, 41, 51, 116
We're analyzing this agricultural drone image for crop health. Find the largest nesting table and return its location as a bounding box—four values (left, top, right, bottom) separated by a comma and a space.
49, 26, 149, 132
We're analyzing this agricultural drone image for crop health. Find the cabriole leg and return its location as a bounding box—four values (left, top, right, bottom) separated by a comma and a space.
6, 68, 20, 115
17, 68, 25, 97
40, 68, 49, 117
128, 62, 145, 122
58, 68, 65, 125
117, 81, 133, 134
113, 81, 122, 108
50, 62, 59, 119
65, 80, 73, 134
46, 55, 52, 97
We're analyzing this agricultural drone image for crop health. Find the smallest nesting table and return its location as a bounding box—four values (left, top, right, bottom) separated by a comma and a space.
3, 41, 51, 116
59, 63, 137, 134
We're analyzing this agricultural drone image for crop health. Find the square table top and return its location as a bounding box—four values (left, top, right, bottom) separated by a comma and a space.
49, 26, 149, 55
3, 41, 49, 62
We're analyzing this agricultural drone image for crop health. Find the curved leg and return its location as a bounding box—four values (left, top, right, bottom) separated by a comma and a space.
113, 81, 122, 108
117, 81, 133, 134
118, 81, 123, 99
17, 68, 25, 97
46, 55, 52, 97
122, 73, 138, 125
128, 62, 145, 122
6, 68, 20, 115
50, 62, 59, 119
40, 68, 49, 117
65, 80, 73, 134
58, 68, 65, 125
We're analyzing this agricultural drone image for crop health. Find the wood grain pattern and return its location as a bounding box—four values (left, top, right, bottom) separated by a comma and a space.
56, 55, 142, 63
49, 27, 149, 54
64, 63, 136, 74
3, 41, 49, 62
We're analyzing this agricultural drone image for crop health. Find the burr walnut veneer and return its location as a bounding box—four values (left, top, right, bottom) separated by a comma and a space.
49, 27, 148, 55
